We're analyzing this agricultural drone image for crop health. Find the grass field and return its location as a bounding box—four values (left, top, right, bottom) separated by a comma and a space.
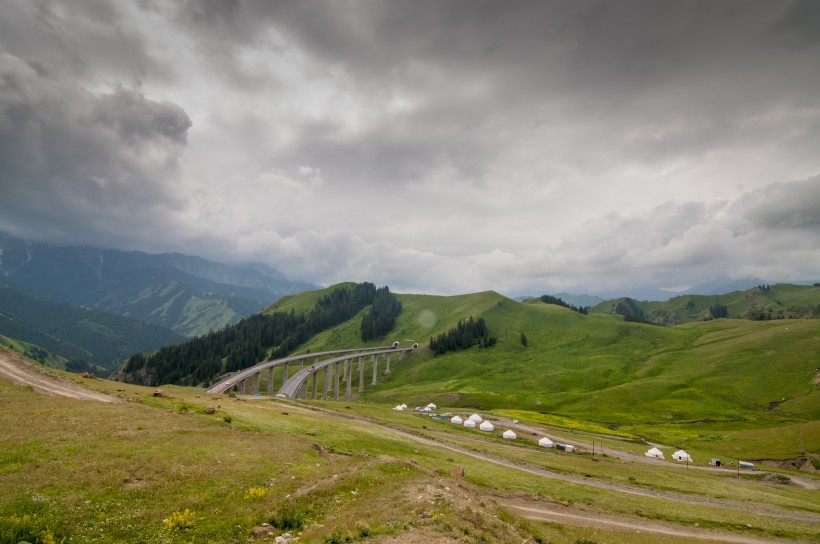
253, 286, 820, 462
1, 369, 818, 544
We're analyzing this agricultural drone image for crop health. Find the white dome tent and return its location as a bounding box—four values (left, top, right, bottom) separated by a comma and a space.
502, 429, 517, 439
463, 419, 476, 428
426, 403, 437, 410
645, 447, 665, 459
479, 421, 494, 432
450, 415, 463, 425
672, 450, 693, 463
393, 405, 404, 411
468, 414, 483, 423
538, 437, 554, 448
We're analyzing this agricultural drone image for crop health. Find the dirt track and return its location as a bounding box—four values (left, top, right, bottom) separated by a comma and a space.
0, 348, 114, 402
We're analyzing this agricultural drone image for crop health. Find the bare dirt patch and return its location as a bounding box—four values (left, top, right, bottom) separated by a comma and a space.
0, 347, 114, 402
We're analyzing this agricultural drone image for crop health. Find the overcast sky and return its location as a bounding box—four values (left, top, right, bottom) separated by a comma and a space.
1, 0, 818, 296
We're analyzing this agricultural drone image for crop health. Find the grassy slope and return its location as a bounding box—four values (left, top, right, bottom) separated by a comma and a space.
2, 373, 818, 544
252, 286, 820, 459
590, 283, 820, 324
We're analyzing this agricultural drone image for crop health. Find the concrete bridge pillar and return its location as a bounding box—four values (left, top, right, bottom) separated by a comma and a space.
323, 365, 330, 400
267, 367, 274, 395
334, 361, 341, 400
345, 359, 352, 399
371, 354, 378, 385
311, 371, 318, 399
241, 378, 247, 395
253, 372, 260, 394
358, 356, 365, 393
386, 353, 391, 373
283, 362, 289, 385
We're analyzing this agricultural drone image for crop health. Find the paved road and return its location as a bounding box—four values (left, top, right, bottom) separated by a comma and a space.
277, 346, 416, 398
205, 345, 405, 394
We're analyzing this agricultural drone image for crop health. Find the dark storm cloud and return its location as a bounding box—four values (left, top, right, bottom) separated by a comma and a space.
0, 52, 191, 245
0, 0, 818, 294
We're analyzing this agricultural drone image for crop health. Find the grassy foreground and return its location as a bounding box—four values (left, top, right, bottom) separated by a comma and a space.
2, 369, 819, 544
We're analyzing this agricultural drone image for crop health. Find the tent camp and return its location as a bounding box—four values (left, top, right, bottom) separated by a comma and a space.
672, 450, 693, 462
502, 429, 517, 439
468, 414, 483, 423
450, 415, 463, 425
463, 419, 476, 428
645, 447, 665, 459
479, 421, 494, 432
538, 437, 554, 448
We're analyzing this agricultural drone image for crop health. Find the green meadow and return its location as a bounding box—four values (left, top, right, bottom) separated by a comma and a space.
271, 287, 819, 462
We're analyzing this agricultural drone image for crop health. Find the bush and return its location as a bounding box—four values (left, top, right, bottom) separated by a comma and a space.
270, 506, 307, 531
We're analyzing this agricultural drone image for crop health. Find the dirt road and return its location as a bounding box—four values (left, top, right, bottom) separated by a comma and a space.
0, 348, 114, 402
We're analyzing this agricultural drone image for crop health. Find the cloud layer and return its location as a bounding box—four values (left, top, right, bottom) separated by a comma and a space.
1, 0, 818, 296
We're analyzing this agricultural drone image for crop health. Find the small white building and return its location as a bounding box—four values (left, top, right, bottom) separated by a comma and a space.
479, 420, 494, 432
672, 450, 693, 463
450, 415, 463, 425
463, 419, 476, 428
645, 447, 665, 459
426, 403, 437, 410
538, 437, 554, 448
468, 414, 483, 423
502, 429, 517, 439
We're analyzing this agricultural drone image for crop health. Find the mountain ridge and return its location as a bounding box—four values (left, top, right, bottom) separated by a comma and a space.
0, 231, 316, 336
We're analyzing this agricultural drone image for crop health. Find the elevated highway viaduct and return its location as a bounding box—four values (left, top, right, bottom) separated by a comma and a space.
205, 343, 418, 399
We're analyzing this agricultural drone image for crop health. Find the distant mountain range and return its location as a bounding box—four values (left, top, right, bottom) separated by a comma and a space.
0, 283, 184, 371
0, 231, 316, 336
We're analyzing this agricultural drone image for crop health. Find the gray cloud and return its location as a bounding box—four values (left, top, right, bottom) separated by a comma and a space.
0, 0, 818, 296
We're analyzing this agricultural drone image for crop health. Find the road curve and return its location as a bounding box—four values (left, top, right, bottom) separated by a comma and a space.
205, 345, 403, 394
277, 346, 416, 398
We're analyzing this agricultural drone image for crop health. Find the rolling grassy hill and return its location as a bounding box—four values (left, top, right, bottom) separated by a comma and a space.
590, 283, 820, 325
267, 286, 820, 460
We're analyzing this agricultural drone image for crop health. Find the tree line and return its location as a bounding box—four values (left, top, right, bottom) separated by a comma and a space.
429, 316, 496, 355
121, 282, 399, 387
539, 294, 589, 314
360, 286, 403, 341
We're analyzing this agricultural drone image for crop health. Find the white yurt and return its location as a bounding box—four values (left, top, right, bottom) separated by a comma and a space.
426, 403, 437, 410
400, 404, 408, 409
645, 447, 665, 459
479, 420, 494, 432
672, 450, 693, 462
463, 419, 476, 428
468, 414, 483, 423
450, 415, 463, 425
502, 429, 517, 439
538, 437, 554, 448
393, 405, 404, 410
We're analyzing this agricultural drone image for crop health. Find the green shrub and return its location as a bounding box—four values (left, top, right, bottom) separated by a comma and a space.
269, 506, 307, 531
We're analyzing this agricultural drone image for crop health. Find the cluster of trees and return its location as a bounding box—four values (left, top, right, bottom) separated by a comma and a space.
360, 287, 402, 341
429, 317, 496, 355
122, 282, 392, 386
612, 298, 656, 325
539, 295, 589, 314
709, 304, 729, 318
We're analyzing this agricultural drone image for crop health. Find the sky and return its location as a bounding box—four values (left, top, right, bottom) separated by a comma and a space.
1, 0, 819, 297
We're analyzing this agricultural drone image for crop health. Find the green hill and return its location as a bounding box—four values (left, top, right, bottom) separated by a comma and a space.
0, 283, 184, 371
589, 283, 820, 325
267, 287, 819, 430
